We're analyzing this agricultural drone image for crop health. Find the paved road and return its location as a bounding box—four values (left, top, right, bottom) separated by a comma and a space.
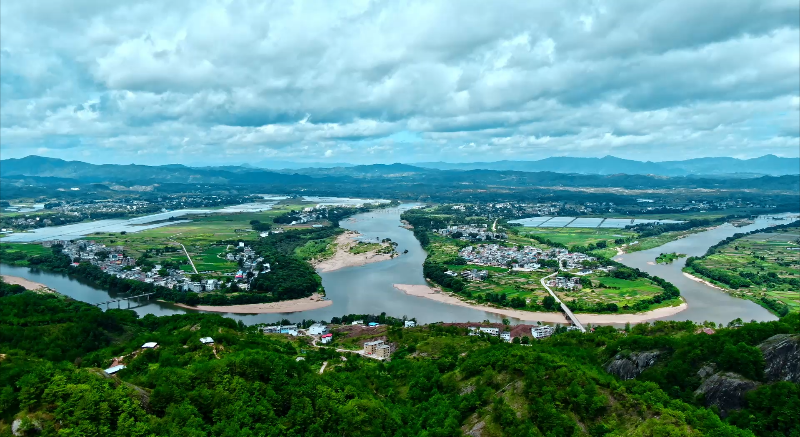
319, 361, 328, 374
179, 243, 198, 274
540, 269, 586, 332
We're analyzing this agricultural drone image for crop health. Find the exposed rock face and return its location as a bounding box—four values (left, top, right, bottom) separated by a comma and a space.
605, 350, 662, 380
694, 372, 759, 417
758, 334, 800, 383
697, 364, 717, 380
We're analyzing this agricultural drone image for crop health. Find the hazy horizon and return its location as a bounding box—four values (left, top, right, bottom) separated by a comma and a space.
1, 0, 798, 166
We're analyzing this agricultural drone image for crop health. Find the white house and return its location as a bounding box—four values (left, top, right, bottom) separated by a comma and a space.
141, 342, 158, 349
404, 320, 416, 328
199, 337, 214, 344
308, 323, 329, 335
531, 325, 555, 339
479, 327, 499, 336
320, 333, 333, 344
500, 332, 511, 342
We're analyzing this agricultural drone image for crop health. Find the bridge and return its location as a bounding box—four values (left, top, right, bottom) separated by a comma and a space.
94, 292, 157, 310
540, 271, 587, 333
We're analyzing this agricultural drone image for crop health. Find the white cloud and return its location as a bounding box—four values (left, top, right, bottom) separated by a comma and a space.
0, 0, 797, 165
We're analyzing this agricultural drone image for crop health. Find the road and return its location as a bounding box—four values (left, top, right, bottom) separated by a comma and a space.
492, 219, 497, 232
540, 268, 586, 332
179, 243, 199, 274
319, 361, 328, 374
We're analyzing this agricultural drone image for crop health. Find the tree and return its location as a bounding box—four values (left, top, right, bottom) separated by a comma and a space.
502, 318, 510, 326
542, 295, 557, 310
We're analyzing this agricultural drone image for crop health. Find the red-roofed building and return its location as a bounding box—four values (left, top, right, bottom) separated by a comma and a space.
320, 333, 333, 344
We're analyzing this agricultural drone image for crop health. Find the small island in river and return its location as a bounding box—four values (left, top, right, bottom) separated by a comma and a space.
656, 252, 687, 264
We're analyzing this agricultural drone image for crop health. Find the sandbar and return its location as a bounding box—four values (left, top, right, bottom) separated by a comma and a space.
314, 231, 396, 273
393, 283, 688, 325
683, 272, 726, 291
1, 275, 53, 292
172, 293, 332, 314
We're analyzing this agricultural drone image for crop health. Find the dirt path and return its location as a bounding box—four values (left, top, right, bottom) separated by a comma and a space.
319, 361, 328, 374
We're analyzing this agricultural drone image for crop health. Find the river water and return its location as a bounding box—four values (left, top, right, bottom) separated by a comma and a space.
616, 213, 798, 325
2, 207, 797, 326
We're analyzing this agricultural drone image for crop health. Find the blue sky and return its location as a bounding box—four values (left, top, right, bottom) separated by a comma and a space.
1, 0, 798, 165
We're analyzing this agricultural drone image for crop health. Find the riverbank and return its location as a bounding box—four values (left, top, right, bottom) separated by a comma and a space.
682, 271, 726, 291
393, 283, 688, 324
314, 231, 396, 273
1, 275, 55, 293
171, 293, 332, 314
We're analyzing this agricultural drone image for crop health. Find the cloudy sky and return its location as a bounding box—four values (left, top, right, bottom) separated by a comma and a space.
1, 0, 798, 165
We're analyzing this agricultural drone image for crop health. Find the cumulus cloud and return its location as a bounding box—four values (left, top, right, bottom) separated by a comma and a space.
0, 0, 798, 165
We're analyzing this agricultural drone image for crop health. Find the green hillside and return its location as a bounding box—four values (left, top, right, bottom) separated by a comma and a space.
1, 280, 798, 436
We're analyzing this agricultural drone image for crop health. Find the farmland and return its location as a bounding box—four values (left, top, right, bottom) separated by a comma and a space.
684, 227, 800, 315
82, 200, 319, 276
424, 230, 676, 314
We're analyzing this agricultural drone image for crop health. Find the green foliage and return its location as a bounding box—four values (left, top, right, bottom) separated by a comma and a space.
2, 293, 797, 436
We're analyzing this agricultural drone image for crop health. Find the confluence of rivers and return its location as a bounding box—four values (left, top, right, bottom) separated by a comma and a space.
1, 205, 796, 326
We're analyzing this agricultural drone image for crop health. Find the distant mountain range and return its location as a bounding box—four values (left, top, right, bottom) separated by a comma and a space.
413, 155, 800, 176
0, 156, 800, 191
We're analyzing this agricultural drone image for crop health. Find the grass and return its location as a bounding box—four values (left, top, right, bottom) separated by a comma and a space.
79, 201, 315, 276
296, 238, 338, 261
0, 243, 52, 257
520, 228, 634, 247
349, 242, 382, 255
425, 233, 671, 313
685, 229, 800, 313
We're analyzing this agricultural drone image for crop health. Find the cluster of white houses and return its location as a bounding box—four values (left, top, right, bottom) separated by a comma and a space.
435, 225, 507, 241
51, 239, 271, 293
459, 244, 597, 270
468, 324, 578, 342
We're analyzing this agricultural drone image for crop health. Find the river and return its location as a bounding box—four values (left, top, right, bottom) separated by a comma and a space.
2, 207, 797, 326
616, 213, 798, 325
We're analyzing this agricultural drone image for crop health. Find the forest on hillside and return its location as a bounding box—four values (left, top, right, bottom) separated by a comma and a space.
1, 279, 798, 437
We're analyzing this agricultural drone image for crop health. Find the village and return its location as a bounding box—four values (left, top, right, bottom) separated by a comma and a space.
45, 239, 268, 293
457, 244, 597, 271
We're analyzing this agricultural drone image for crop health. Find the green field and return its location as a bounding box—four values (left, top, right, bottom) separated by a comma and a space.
685, 229, 800, 314
427, 232, 672, 313
519, 228, 633, 247
0, 243, 54, 266
83, 201, 315, 276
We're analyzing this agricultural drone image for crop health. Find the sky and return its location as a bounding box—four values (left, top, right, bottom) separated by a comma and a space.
1, 0, 798, 166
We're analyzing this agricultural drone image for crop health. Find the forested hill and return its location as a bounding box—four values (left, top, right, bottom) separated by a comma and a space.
2, 282, 799, 436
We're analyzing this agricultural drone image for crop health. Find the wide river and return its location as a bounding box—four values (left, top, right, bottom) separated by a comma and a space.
2, 206, 797, 326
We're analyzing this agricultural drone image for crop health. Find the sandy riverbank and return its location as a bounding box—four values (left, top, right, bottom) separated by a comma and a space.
393, 283, 688, 324
393, 284, 570, 323
172, 293, 332, 314
314, 231, 396, 273
683, 272, 726, 291
1, 275, 54, 292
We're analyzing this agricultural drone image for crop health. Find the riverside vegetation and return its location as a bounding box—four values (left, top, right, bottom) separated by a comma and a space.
684, 220, 800, 316
0, 203, 396, 308
1, 279, 798, 436
402, 207, 682, 315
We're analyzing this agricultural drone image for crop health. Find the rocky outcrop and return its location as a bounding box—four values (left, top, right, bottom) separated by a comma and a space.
605, 350, 662, 380
758, 334, 800, 383
694, 372, 759, 417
